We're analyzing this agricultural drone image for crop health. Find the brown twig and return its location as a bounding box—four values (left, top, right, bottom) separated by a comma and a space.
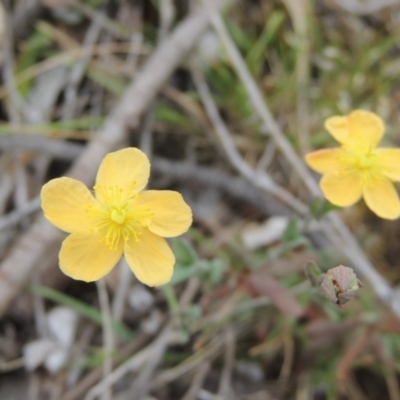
218, 327, 236, 398
61, 333, 151, 400
0, 134, 83, 160
332, 0, 399, 15
12, 0, 45, 41
180, 362, 211, 400
336, 326, 374, 382
0, 135, 292, 216
61, 14, 103, 121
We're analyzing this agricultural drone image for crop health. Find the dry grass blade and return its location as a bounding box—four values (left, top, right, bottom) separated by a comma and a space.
191, 67, 307, 214
333, 0, 399, 14
180, 362, 211, 400
152, 332, 226, 390
60, 334, 151, 400
281, 0, 311, 153
201, 0, 318, 195
218, 327, 236, 398
85, 278, 200, 399
61, 13, 103, 121
84, 331, 168, 400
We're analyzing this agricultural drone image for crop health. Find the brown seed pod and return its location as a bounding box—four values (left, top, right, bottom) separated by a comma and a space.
320, 265, 363, 307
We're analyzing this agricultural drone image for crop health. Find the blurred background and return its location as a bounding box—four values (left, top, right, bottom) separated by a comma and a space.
1, 0, 400, 399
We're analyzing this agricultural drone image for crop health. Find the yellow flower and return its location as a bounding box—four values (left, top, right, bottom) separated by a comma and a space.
305, 110, 400, 220
41, 148, 192, 286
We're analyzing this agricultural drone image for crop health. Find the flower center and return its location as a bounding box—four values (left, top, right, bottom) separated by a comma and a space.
86, 185, 155, 251
111, 208, 126, 224
348, 151, 384, 188
356, 154, 375, 169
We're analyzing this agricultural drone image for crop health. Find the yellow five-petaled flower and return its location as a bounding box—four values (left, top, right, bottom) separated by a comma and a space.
41, 148, 192, 286
305, 110, 400, 220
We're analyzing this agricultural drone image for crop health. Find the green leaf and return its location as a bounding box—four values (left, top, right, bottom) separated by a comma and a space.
309, 197, 342, 219
172, 238, 197, 267
282, 218, 301, 244
154, 103, 195, 129
15, 30, 54, 97
205, 259, 227, 285
87, 68, 126, 95
167, 264, 199, 286
304, 261, 323, 287
246, 11, 285, 75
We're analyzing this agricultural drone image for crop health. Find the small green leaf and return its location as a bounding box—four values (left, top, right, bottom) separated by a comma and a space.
305, 261, 323, 287
309, 197, 342, 219
87, 68, 126, 95
154, 103, 195, 129
172, 238, 197, 267
282, 218, 301, 244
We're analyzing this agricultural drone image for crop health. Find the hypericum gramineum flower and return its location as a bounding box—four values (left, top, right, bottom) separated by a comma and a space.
41, 148, 192, 286
305, 110, 400, 220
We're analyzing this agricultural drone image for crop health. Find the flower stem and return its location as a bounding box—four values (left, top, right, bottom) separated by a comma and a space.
96, 278, 114, 400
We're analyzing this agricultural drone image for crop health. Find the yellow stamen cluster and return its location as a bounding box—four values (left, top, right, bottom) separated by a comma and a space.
85, 184, 154, 250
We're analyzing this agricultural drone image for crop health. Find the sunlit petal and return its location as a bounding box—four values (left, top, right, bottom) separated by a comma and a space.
363, 176, 400, 220
41, 177, 99, 233
95, 148, 150, 196
124, 229, 174, 287
325, 110, 384, 152
324, 115, 349, 145
305, 148, 343, 174
130, 190, 192, 237
375, 148, 400, 182
348, 110, 384, 151
59, 231, 123, 282
320, 170, 362, 207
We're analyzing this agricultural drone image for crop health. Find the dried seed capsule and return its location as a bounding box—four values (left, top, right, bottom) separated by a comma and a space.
320, 265, 362, 306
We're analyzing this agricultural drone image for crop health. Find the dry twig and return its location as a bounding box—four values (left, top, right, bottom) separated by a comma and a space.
191, 67, 306, 215
332, 0, 400, 15
85, 278, 201, 400
180, 362, 211, 400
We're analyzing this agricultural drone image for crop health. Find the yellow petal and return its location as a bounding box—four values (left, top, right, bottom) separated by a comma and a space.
375, 148, 400, 181
41, 177, 99, 233
59, 231, 123, 282
320, 170, 362, 207
325, 110, 384, 152
124, 229, 174, 286
305, 148, 343, 174
95, 148, 150, 196
363, 176, 400, 220
324, 115, 349, 144
131, 190, 192, 237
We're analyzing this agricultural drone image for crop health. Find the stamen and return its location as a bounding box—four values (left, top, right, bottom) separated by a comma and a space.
357, 153, 375, 169
111, 209, 126, 224
96, 222, 123, 250
88, 183, 155, 250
